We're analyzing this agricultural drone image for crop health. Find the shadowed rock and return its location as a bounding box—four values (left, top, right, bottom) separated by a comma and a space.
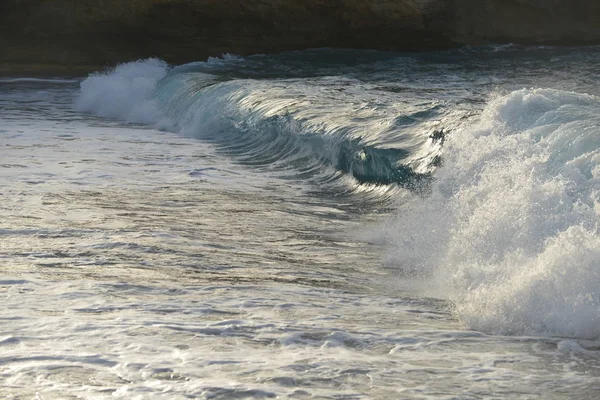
1, 0, 599, 74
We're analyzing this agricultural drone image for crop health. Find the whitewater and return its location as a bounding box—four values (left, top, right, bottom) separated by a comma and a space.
1, 46, 599, 399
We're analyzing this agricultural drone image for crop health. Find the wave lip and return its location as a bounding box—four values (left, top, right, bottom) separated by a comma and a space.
156, 69, 441, 190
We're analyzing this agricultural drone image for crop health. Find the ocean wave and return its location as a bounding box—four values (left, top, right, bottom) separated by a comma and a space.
75, 56, 600, 340
75, 58, 454, 190
379, 88, 600, 339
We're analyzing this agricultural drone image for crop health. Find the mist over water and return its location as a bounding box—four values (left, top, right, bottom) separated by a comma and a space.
3, 46, 600, 398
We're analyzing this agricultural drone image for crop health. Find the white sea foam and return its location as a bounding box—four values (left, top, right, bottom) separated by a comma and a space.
75, 59, 169, 125
382, 88, 600, 339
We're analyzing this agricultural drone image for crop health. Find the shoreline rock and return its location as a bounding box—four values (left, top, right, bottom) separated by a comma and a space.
1, 0, 599, 75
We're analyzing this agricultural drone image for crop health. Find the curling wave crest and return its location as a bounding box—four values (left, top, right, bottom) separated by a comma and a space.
76, 58, 451, 190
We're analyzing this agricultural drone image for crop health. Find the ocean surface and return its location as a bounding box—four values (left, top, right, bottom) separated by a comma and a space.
1, 46, 600, 399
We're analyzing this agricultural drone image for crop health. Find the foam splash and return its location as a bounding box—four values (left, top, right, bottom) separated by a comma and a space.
382, 88, 600, 339
75, 59, 169, 125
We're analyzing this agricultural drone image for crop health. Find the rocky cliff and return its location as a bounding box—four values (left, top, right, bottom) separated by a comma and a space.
1, 0, 599, 73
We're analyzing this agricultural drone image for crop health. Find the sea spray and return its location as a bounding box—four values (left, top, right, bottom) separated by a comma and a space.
381, 88, 600, 339
75, 59, 169, 125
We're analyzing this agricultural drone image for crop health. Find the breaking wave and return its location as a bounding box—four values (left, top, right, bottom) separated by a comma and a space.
379, 88, 600, 339
76, 54, 600, 340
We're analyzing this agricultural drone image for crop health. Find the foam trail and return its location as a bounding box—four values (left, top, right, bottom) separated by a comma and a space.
381, 88, 600, 339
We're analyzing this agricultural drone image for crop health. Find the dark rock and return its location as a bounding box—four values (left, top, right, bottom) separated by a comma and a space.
1, 0, 599, 74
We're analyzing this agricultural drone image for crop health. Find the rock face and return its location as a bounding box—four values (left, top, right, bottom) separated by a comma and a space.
450, 0, 600, 44
1, 0, 599, 73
